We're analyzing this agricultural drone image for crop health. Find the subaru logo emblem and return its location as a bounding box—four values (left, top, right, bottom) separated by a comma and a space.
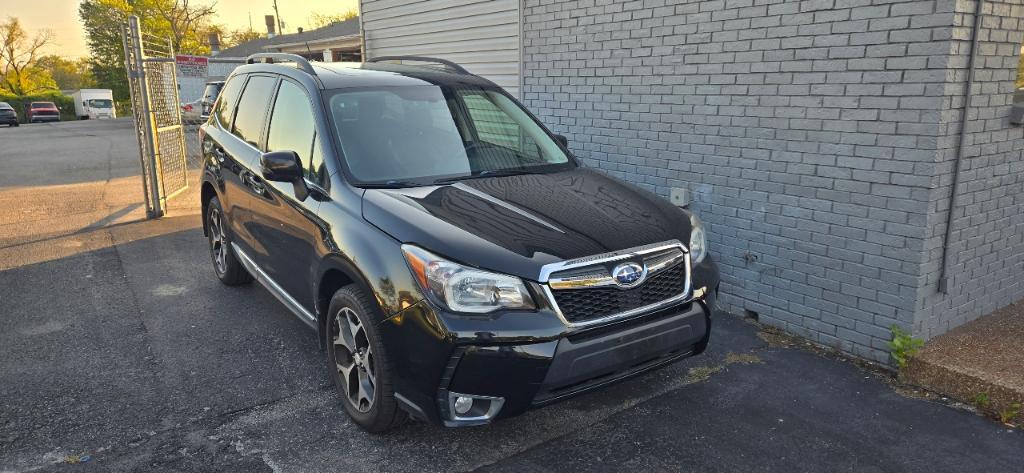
612, 262, 646, 288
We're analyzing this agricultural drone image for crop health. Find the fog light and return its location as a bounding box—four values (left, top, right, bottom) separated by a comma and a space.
454, 396, 473, 415
446, 392, 505, 424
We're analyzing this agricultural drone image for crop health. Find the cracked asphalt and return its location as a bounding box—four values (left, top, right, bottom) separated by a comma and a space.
1, 120, 1021, 472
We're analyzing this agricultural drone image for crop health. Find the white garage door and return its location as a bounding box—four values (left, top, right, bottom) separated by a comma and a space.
360, 0, 521, 97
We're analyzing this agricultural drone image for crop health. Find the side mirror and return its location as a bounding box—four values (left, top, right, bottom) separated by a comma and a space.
553, 134, 568, 148
260, 150, 308, 201
261, 150, 302, 182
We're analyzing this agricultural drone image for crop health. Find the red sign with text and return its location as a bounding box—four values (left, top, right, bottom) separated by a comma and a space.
175, 55, 209, 78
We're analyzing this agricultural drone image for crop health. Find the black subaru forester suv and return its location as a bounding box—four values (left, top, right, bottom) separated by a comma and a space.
200, 54, 719, 432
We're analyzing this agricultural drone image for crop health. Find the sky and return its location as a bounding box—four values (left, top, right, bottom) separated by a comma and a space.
1, 0, 359, 59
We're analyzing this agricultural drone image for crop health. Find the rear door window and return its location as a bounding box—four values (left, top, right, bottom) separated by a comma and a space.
231, 75, 277, 148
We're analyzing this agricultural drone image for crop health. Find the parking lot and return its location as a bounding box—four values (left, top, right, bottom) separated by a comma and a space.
0, 120, 1020, 472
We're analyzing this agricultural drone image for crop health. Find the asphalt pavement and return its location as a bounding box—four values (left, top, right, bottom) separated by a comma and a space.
0, 120, 1020, 472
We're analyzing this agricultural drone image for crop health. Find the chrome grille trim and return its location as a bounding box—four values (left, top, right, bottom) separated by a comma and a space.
547, 246, 686, 291
539, 241, 693, 328
538, 240, 688, 283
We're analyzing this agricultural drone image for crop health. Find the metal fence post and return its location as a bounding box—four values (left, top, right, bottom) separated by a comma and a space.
128, 15, 163, 218
121, 22, 153, 217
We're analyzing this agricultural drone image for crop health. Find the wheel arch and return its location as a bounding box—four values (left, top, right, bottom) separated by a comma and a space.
315, 255, 377, 350
200, 180, 217, 237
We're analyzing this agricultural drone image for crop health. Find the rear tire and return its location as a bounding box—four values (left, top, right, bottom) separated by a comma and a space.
326, 285, 404, 433
206, 196, 252, 286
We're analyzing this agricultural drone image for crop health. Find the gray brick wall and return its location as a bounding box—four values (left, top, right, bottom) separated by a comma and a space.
918, 0, 1024, 338
519, 0, 1014, 363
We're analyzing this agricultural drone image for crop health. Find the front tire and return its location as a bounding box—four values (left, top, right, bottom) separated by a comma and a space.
326, 286, 404, 433
206, 196, 252, 286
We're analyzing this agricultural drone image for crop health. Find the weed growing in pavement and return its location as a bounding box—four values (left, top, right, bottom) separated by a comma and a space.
974, 393, 992, 409
685, 352, 764, 383
725, 352, 763, 365
999, 403, 1021, 425
686, 365, 724, 383
888, 325, 924, 369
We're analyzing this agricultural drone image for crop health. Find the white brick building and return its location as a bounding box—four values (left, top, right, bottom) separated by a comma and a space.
359, 0, 1024, 363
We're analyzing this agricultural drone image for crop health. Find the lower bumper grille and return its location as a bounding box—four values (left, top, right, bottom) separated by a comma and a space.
552, 263, 687, 323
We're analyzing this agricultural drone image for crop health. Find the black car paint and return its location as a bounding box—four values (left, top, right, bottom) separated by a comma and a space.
362, 168, 696, 281
200, 61, 720, 426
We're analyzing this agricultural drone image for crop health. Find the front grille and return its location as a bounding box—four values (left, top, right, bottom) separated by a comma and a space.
552, 263, 687, 323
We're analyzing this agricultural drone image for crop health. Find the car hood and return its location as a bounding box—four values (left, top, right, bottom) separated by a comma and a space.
361, 167, 693, 281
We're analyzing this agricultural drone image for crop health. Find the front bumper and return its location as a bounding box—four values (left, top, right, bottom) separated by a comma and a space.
443, 298, 710, 425
382, 259, 719, 426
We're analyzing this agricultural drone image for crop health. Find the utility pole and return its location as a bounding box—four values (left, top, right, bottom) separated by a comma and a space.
272, 0, 284, 34
248, 11, 253, 31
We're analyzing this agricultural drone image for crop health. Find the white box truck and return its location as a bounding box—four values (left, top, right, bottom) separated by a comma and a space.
72, 89, 116, 119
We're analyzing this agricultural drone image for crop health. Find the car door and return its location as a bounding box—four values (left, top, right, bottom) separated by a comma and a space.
204, 74, 253, 249
246, 77, 327, 315
217, 74, 279, 256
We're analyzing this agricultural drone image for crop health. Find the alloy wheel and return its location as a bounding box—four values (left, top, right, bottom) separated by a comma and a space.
208, 207, 228, 274
332, 307, 376, 412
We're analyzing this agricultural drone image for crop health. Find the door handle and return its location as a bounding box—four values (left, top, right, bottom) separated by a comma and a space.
246, 173, 266, 195
213, 146, 226, 163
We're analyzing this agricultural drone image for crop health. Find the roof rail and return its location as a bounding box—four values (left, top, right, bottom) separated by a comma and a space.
246, 53, 317, 76
366, 56, 469, 74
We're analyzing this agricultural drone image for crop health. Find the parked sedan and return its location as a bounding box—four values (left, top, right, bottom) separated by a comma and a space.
26, 102, 60, 123
0, 102, 18, 127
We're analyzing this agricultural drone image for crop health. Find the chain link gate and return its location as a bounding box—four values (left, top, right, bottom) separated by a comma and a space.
122, 15, 192, 218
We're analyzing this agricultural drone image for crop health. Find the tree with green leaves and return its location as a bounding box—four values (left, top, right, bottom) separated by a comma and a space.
0, 17, 58, 95
37, 55, 96, 91
308, 9, 359, 29
224, 28, 262, 48
79, 0, 220, 100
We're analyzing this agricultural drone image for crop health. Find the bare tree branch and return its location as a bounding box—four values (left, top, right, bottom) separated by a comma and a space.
0, 17, 55, 95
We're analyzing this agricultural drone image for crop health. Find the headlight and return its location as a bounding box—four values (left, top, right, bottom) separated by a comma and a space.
689, 213, 708, 264
401, 245, 536, 313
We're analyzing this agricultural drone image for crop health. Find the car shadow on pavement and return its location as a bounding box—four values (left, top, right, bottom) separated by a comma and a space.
0, 216, 1020, 472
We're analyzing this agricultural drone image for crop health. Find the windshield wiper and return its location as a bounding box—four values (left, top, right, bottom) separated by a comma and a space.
434, 168, 542, 184
359, 180, 424, 189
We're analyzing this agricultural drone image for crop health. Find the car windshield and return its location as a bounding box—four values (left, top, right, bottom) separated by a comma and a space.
325, 85, 573, 186
31, 102, 54, 108
88, 99, 113, 108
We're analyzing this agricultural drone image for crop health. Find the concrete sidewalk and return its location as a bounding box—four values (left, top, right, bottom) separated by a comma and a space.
904, 303, 1024, 424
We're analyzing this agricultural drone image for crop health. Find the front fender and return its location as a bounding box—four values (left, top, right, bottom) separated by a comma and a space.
313, 200, 427, 337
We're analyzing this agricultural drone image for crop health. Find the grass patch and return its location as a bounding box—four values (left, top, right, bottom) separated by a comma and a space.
999, 403, 1021, 426
725, 352, 763, 365
686, 352, 764, 383
686, 365, 723, 383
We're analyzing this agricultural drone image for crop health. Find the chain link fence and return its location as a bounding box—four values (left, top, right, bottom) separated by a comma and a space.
121, 16, 194, 217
